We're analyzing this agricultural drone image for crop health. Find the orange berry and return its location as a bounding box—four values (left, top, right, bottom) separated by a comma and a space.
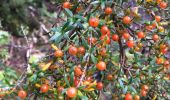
101, 25, 110, 35
123, 16, 131, 24
66, 87, 77, 98
126, 40, 134, 48
69, 46, 78, 56
123, 32, 130, 40
105, 7, 112, 15
54, 50, 63, 57
125, 93, 133, 100
155, 16, 161, 22
63, 2, 71, 9
96, 61, 106, 71
159, 2, 167, 9
152, 34, 159, 41
18, 90, 27, 99
96, 82, 103, 90
40, 84, 49, 93
74, 66, 82, 76
78, 46, 85, 55
89, 18, 99, 27
112, 34, 119, 41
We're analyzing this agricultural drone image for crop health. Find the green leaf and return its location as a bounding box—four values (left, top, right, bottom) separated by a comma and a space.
65, 8, 73, 17
79, 96, 88, 100
123, 86, 128, 94
75, 15, 87, 22
64, 74, 70, 87
91, 54, 97, 64
91, 1, 100, 5
118, 78, 124, 88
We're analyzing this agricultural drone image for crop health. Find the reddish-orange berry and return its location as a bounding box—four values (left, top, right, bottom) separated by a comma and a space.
126, 40, 134, 48
69, 46, 78, 56
66, 87, 77, 98
89, 18, 99, 27
123, 16, 131, 24
105, 7, 112, 15
18, 90, 27, 99
96, 61, 106, 71
63, 2, 71, 9
96, 82, 103, 90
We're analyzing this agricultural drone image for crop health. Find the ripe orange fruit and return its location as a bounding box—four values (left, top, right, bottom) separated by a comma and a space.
123, 32, 130, 40
58, 86, 64, 93
155, 16, 161, 22
100, 35, 111, 44
40, 84, 49, 93
141, 85, 149, 91
156, 0, 162, 3
164, 60, 169, 65
112, 34, 119, 41
159, 2, 167, 9
107, 74, 113, 81
161, 47, 168, 54
66, 87, 77, 98
126, 40, 134, 48
156, 57, 164, 65
101, 25, 110, 35
152, 34, 159, 41
141, 90, 147, 97
160, 44, 166, 49
100, 48, 107, 56
137, 31, 145, 39
146, 25, 154, 31
96, 82, 103, 90
18, 90, 27, 99
123, 16, 131, 24
69, 46, 78, 56
54, 50, 63, 57
89, 18, 99, 27
74, 66, 82, 76
105, 7, 112, 15
125, 93, 133, 100
134, 95, 140, 100
88, 37, 97, 44
96, 61, 106, 71
63, 2, 71, 9
78, 46, 85, 55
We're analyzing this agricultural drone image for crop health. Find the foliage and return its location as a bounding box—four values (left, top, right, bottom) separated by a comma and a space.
0, 0, 170, 100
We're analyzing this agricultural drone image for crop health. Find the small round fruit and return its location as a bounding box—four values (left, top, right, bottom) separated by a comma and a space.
159, 2, 167, 9
156, 0, 162, 3
164, 60, 169, 65
107, 74, 113, 81
40, 84, 49, 93
123, 16, 131, 24
96, 82, 103, 90
63, 2, 71, 9
152, 34, 159, 41
89, 18, 99, 27
126, 40, 134, 48
141, 85, 149, 91
96, 61, 106, 71
123, 32, 130, 40
100, 35, 111, 44
105, 7, 112, 15
155, 16, 161, 22
137, 31, 145, 39
58, 86, 64, 93
78, 46, 85, 55
54, 50, 63, 57
141, 90, 147, 97
160, 44, 166, 49
161, 47, 168, 54
156, 57, 164, 65
100, 48, 107, 56
101, 25, 109, 35
125, 93, 133, 100
134, 95, 140, 100
88, 37, 97, 44
66, 87, 77, 98
112, 34, 119, 41
18, 90, 27, 99
74, 66, 82, 76
69, 46, 78, 56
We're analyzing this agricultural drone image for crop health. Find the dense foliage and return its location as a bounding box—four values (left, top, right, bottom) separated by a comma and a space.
0, 0, 170, 100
